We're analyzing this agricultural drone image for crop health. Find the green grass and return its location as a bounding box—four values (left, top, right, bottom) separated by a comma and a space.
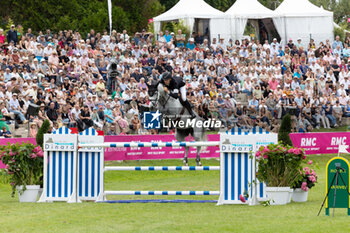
312, 126, 349, 132
1, 156, 350, 232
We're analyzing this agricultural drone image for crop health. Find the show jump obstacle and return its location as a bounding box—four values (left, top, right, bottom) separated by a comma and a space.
39, 127, 277, 204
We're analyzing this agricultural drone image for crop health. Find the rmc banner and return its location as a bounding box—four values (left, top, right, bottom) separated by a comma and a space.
290, 132, 350, 155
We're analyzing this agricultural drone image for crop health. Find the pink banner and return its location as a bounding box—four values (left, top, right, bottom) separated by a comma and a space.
290, 132, 350, 155
0, 138, 37, 169
0, 135, 220, 168
104, 134, 220, 161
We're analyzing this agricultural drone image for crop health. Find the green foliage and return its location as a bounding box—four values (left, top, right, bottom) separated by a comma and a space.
255, 143, 306, 187
278, 114, 292, 146
0, 142, 43, 197
36, 119, 50, 148
311, 0, 350, 27
3, 0, 163, 35
160, 20, 191, 40
334, 25, 347, 41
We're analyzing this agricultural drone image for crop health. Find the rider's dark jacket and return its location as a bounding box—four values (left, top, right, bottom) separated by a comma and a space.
160, 76, 185, 99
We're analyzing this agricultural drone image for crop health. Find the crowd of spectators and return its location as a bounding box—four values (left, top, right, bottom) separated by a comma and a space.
0, 24, 350, 138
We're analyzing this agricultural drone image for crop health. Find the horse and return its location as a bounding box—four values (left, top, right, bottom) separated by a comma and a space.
148, 81, 206, 166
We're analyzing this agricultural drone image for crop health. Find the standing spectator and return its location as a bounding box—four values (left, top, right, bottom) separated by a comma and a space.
7, 25, 18, 45
0, 29, 5, 45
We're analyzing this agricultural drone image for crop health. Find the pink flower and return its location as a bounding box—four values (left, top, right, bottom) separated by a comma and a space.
256, 151, 261, 159
30, 153, 37, 159
311, 169, 316, 176
9, 151, 13, 156
307, 160, 313, 165
239, 194, 246, 203
302, 155, 306, 160
10, 182, 15, 186
37, 151, 44, 157
288, 148, 294, 154
301, 182, 309, 192
263, 147, 270, 153
303, 167, 310, 175
33, 146, 42, 154
7, 171, 14, 174
5, 164, 9, 169
263, 154, 268, 159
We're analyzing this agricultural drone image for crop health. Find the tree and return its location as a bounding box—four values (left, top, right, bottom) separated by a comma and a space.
278, 114, 293, 146
36, 119, 50, 148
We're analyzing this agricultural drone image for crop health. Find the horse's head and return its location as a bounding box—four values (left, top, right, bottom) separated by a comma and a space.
146, 79, 159, 111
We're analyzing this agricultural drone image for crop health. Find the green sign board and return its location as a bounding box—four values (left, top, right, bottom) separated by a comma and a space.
325, 157, 350, 216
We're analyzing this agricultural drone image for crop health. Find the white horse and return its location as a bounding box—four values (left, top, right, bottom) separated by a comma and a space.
153, 82, 206, 166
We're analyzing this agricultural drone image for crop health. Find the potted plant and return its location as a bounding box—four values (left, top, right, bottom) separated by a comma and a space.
292, 164, 317, 202
0, 142, 44, 202
255, 143, 306, 205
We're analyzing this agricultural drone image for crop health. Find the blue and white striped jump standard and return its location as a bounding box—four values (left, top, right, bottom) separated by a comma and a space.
39, 127, 78, 203
217, 127, 278, 205
105, 191, 220, 195
104, 166, 220, 171
77, 128, 104, 202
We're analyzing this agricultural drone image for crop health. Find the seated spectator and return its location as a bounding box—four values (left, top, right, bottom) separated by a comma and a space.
0, 126, 11, 138
29, 122, 38, 138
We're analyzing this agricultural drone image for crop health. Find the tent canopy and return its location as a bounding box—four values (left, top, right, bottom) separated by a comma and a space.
153, 0, 225, 36
273, 0, 334, 47
223, 0, 278, 41
274, 0, 333, 17
225, 0, 276, 19
153, 0, 224, 22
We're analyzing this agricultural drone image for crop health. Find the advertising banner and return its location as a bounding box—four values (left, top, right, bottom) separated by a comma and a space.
104, 134, 220, 160
290, 132, 350, 155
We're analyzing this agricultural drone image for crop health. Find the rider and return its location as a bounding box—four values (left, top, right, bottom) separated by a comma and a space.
160, 72, 196, 118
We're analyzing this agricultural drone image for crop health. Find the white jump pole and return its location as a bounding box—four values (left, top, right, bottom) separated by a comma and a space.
104, 166, 220, 171
79, 141, 219, 148
104, 191, 220, 195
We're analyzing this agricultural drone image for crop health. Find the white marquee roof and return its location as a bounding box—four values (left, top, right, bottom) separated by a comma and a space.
153, 0, 224, 22
225, 0, 276, 19
275, 0, 333, 17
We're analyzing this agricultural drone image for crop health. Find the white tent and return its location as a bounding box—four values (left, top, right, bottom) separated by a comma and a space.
153, 0, 226, 40
224, 0, 278, 41
274, 0, 334, 47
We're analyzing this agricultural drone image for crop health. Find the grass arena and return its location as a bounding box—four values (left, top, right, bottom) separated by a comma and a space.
0, 156, 349, 232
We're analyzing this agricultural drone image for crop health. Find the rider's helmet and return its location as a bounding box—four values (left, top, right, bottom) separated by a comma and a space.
162, 72, 172, 81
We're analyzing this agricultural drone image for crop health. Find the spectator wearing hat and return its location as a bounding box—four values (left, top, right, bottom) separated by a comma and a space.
186, 38, 195, 50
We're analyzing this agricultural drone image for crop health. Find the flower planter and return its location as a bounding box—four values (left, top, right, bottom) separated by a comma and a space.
287, 188, 293, 203
292, 188, 309, 202
266, 187, 290, 205
16, 185, 41, 203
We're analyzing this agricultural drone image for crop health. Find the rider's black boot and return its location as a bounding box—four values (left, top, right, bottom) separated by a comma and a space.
183, 100, 196, 119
